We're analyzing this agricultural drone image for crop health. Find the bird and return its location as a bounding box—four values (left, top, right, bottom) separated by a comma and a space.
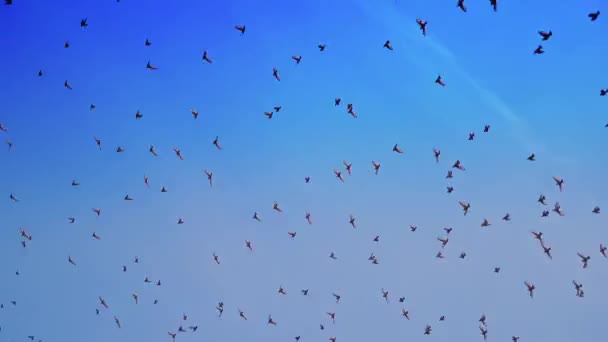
589, 11, 600, 21
172, 147, 184, 160
292, 55, 302, 64
459, 201, 471, 215
146, 61, 158, 70
601, 89, 607, 96
80, 18, 88, 28
272, 68, 280, 81
489, 0, 497, 11
433, 149, 441, 162
135, 110, 143, 119
64, 80, 73, 89
553, 176, 564, 191
144, 39, 151, 46
577, 253, 591, 268
416, 18, 428, 36
213, 136, 222, 150
372, 161, 381, 174
435, 75, 446, 86
318, 43, 326, 51
393, 144, 404, 153
202, 50, 213, 63
457, 0, 467, 12
383, 40, 393, 50
349, 215, 357, 228
235, 25, 246, 34
527, 153, 536, 161
524, 281, 536, 298
204, 169, 213, 187
538, 30, 553, 40
424, 325, 432, 335
534, 45, 545, 54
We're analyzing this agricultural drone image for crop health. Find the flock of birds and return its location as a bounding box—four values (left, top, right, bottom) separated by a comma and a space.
1, 0, 607, 341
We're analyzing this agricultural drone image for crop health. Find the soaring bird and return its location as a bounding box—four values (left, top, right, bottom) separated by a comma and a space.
553, 176, 564, 191
202, 50, 213, 63
416, 18, 428, 36
457, 0, 467, 12
235, 25, 246, 34
383, 40, 393, 50
533, 45, 544, 54
588, 11, 600, 21
435, 75, 446, 86
489, 0, 497, 11
538, 30, 553, 40
524, 281, 536, 298
204, 169, 213, 187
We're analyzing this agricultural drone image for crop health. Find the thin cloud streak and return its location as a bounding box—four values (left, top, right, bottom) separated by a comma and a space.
355, 0, 546, 155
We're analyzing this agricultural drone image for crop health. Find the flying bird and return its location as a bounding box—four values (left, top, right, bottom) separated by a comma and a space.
372, 161, 381, 174
524, 281, 536, 298
435, 75, 446, 86
489, 0, 497, 11
533, 45, 545, 54
383, 40, 393, 50
538, 30, 553, 41
589, 11, 600, 21
202, 50, 213, 63
204, 169, 213, 187
457, 0, 467, 12
235, 25, 246, 34
553, 176, 564, 191
416, 18, 428, 36
459, 201, 471, 215
146, 61, 158, 70
213, 136, 222, 150
577, 252, 591, 268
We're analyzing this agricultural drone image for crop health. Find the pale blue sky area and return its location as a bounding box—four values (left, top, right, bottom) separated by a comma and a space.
0, 0, 607, 341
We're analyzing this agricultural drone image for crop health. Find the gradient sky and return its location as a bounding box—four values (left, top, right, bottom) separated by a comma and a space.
1, 0, 607, 341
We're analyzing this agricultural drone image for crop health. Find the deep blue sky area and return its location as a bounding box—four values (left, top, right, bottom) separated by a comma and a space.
1, 0, 607, 341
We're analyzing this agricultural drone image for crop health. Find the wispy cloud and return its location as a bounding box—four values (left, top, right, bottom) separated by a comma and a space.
354, 0, 548, 156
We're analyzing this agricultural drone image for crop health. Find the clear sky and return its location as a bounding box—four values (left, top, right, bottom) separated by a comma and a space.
1, 0, 607, 341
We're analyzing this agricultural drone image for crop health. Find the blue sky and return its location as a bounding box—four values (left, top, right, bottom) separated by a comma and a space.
1, 0, 607, 341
